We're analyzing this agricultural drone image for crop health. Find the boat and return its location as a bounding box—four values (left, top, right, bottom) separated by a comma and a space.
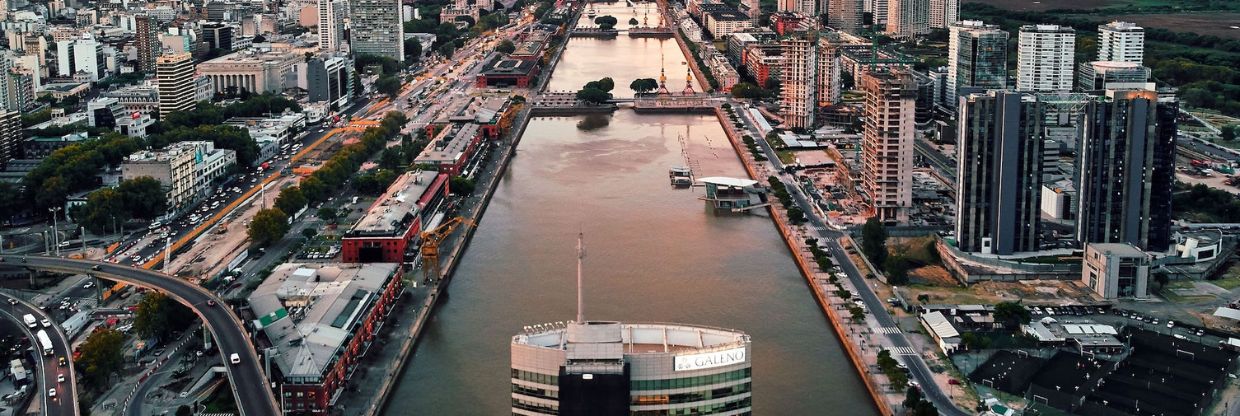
669, 166, 692, 187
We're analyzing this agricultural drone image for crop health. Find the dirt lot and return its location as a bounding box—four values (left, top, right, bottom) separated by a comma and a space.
1111, 13, 1240, 40
898, 280, 1097, 306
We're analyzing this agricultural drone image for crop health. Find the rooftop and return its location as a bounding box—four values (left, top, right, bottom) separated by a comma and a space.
480, 57, 538, 76
348, 170, 442, 236
513, 321, 750, 356
248, 263, 401, 378
415, 123, 482, 164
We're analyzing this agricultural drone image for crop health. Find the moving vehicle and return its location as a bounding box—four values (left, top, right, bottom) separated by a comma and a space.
40, 319, 51, 328
36, 330, 53, 356
22, 314, 36, 328
47, 388, 55, 398
56, 373, 64, 383
229, 353, 241, 365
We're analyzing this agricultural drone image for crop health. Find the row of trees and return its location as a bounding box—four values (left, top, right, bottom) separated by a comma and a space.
248, 112, 411, 246
766, 176, 805, 224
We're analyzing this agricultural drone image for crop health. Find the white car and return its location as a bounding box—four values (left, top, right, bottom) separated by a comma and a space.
56, 373, 65, 383
40, 319, 51, 328
229, 353, 241, 365
47, 388, 55, 398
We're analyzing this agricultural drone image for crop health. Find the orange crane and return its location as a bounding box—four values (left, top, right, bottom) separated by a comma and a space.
420, 216, 476, 282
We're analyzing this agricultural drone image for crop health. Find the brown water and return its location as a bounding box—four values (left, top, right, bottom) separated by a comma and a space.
388, 4, 875, 414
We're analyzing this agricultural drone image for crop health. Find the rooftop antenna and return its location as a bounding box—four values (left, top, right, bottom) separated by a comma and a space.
576, 231, 586, 323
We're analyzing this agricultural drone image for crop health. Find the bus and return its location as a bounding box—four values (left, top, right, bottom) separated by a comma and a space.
35, 330, 52, 356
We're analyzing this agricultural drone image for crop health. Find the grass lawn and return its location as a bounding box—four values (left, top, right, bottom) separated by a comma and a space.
777, 150, 796, 165
1211, 276, 1240, 290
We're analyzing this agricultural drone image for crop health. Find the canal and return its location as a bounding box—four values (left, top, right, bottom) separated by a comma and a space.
388, 2, 875, 414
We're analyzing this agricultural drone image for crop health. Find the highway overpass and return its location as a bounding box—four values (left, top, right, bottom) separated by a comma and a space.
0, 292, 78, 416
0, 255, 279, 416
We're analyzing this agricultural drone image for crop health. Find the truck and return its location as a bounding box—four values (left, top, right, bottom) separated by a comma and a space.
22, 314, 35, 328
35, 330, 52, 356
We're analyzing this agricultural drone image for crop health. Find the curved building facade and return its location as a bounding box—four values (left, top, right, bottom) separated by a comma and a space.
511, 321, 752, 416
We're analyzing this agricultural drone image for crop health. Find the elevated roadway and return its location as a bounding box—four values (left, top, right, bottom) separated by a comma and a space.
0, 292, 78, 416
1, 256, 278, 416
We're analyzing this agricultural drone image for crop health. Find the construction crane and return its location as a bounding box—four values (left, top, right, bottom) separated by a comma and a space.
420, 216, 476, 283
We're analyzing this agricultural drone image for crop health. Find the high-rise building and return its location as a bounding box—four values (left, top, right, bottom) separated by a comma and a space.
0, 110, 18, 167
156, 52, 196, 119
827, 0, 863, 32
955, 91, 1045, 254
308, 55, 354, 110
928, 0, 957, 29
54, 39, 74, 77
71, 35, 103, 81
1098, 21, 1144, 64
511, 235, 753, 416
780, 34, 817, 129
317, 0, 345, 51
861, 68, 916, 223
201, 22, 235, 51
1016, 24, 1075, 92
1078, 61, 1150, 91
742, 0, 761, 25
870, 0, 889, 26
817, 32, 842, 106
885, 0, 928, 40
946, 20, 1007, 106
1077, 87, 1177, 251
135, 14, 161, 73
351, 0, 405, 61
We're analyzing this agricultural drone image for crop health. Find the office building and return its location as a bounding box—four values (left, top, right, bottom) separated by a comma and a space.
87, 97, 125, 129
1016, 25, 1075, 92
249, 263, 405, 413
955, 91, 1045, 254
71, 35, 103, 81
318, 0, 345, 51
1098, 21, 1144, 64
861, 68, 916, 224
780, 34, 817, 129
307, 55, 354, 110
342, 171, 449, 263
202, 22, 234, 51
156, 53, 196, 119
510, 237, 752, 416
946, 20, 1007, 105
928, 0, 957, 29
1078, 61, 1151, 91
1082, 243, 1150, 299
135, 14, 161, 73
827, 0, 863, 32
870, 0, 889, 26
886, 0, 928, 40
1077, 88, 1177, 251
351, 0, 404, 61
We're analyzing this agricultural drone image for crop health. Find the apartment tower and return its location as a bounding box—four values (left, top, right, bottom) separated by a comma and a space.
156, 52, 196, 119
1098, 21, 1144, 64
946, 20, 1008, 106
780, 34, 817, 129
861, 68, 916, 223
1016, 24, 1076, 92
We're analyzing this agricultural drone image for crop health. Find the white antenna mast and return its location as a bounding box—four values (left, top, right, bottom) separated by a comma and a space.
576, 231, 586, 323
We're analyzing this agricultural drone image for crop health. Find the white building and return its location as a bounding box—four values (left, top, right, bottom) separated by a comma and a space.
885, 0, 927, 40
71, 34, 103, 81
1098, 21, 1144, 64
1017, 24, 1075, 92
317, 0, 345, 51
928, 0, 957, 29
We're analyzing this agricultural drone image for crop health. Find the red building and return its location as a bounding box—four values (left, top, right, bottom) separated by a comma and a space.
771, 12, 806, 36
341, 171, 449, 263
475, 57, 541, 88
248, 263, 405, 414
414, 123, 484, 176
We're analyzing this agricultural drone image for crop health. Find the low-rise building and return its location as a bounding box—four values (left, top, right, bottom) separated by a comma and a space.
1022, 317, 1123, 354
431, 96, 514, 138
1082, 243, 1150, 300
415, 123, 483, 176
198, 49, 301, 95
341, 170, 449, 263
100, 85, 160, 114
116, 112, 156, 138
919, 311, 961, 354
121, 141, 237, 210
704, 9, 753, 38
475, 56, 540, 89
23, 132, 89, 159
248, 263, 405, 414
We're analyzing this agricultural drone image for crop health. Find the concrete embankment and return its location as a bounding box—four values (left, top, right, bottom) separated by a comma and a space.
712, 108, 895, 416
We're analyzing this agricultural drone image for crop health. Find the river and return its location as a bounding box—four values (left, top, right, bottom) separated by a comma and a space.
386, 2, 875, 414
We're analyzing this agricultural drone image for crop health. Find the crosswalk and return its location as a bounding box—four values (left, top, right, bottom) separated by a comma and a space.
813, 225, 829, 232
877, 327, 902, 334
890, 346, 918, 355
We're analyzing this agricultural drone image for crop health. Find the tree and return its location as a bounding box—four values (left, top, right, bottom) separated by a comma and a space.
1153, 271, 1170, 292
274, 186, 307, 215
576, 87, 611, 104
883, 255, 911, 285
994, 301, 1032, 327
496, 39, 516, 54
1223, 124, 1238, 141
731, 82, 766, 99
0, 183, 20, 222
597, 77, 615, 93
450, 176, 476, 196
404, 38, 423, 61
77, 328, 124, 385
248, 208, 290, 247
133, 292, 195, 340
914, 400, 938, 416
629, 78, 659, 93
375, 74, 402, 98
116, 177, 168, 219
301, 228, 318, 239
904, 385, 923, 408
74, 188, 128, 234
629, 17, 639, 26
861, 217, 889, 268
317, 207, 339, 223
594, 15, 618, 29
916, 294, 930, 304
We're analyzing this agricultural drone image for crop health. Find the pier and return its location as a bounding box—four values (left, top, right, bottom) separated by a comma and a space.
632, 93, 718, 113
569, 27, 619, 38
628, 27, 674, 38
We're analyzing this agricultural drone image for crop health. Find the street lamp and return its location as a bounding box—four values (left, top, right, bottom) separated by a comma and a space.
48, 207, 62, 256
